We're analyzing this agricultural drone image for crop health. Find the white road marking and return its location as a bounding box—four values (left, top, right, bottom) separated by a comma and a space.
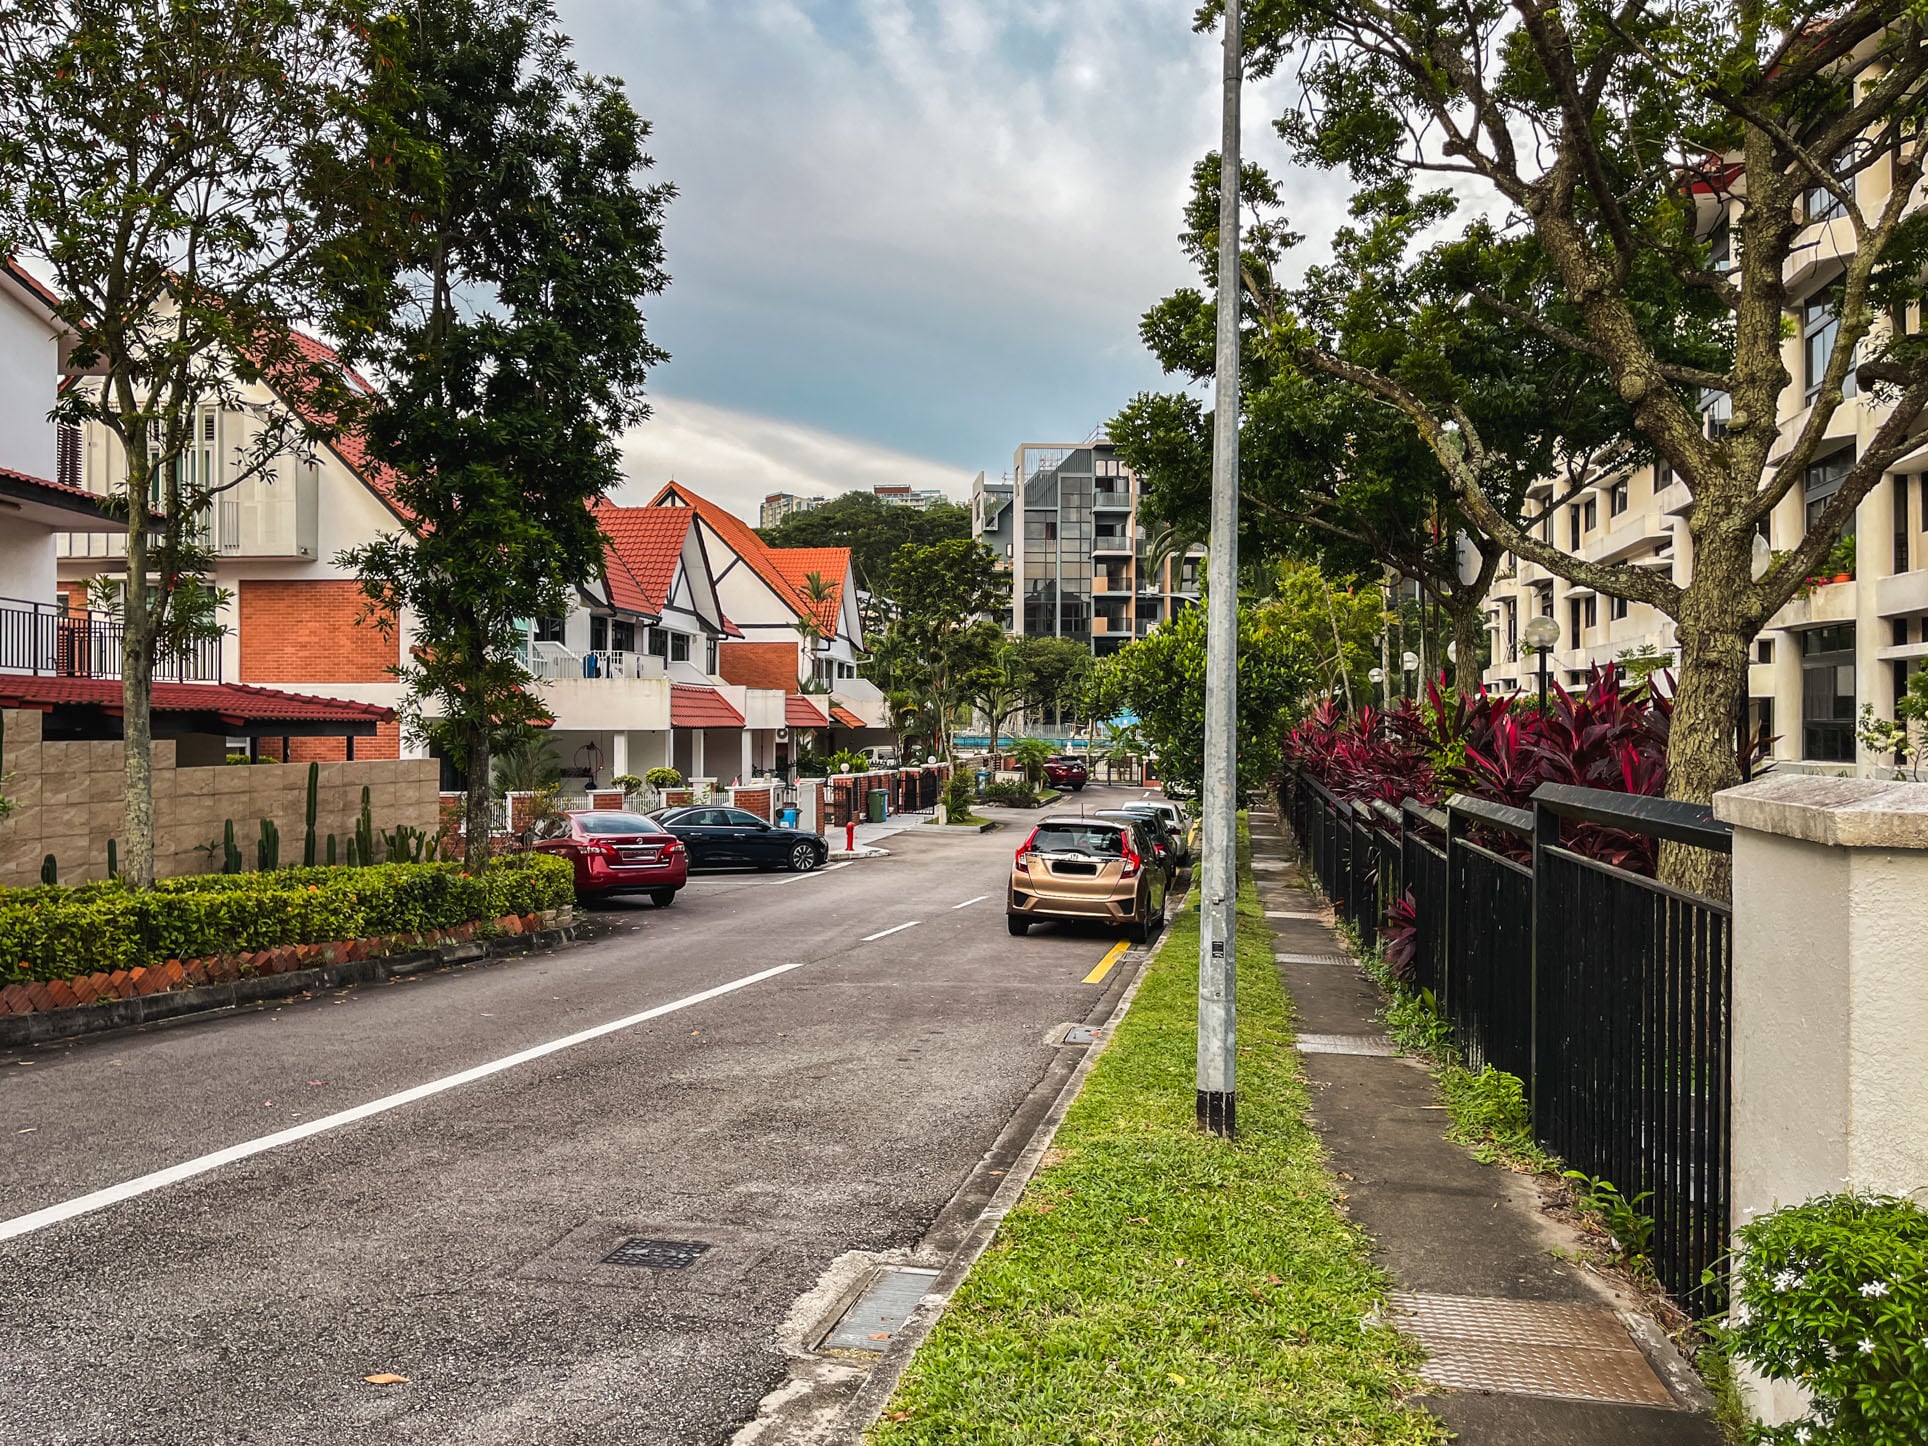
861, 921, 921, 942
950, 895, 989, 909
774, 860, 852, 884
0, 961, 808, 1245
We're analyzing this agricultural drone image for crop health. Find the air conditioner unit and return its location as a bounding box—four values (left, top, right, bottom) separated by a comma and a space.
775, 727, 789, 742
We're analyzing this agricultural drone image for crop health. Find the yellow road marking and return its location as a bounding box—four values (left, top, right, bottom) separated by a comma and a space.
1082, 940, 1130, 985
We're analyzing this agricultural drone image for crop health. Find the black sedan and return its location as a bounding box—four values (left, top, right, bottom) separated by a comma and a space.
649, 805, 829, 872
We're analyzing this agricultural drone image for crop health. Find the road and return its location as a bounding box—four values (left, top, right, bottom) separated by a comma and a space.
0, 788, 1155, 1445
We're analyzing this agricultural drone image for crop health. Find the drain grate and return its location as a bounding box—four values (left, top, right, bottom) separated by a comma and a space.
601, 1238, 711, 1270
821, 1266, 941, 1352
1297, 1033, 1399, 1056
1387, 1292, 1675, 1406
1276, 952, 1350, 966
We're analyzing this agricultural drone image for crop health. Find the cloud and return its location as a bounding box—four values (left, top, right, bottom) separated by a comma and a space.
610, 392, 977, 517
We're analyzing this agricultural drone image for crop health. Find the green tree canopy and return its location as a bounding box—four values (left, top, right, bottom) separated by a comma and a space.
872, 537, 1005, 757
759, 491, 969, 597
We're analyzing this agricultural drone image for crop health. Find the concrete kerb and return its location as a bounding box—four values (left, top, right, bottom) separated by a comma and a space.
0, 925, 579, 1048
831, 899, 1185, 1439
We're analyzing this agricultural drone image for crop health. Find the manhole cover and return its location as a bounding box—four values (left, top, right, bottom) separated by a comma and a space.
1387, 1292, 1675, 1406
1297, 1033, 1399, 1056
601, 1238, 710, 1270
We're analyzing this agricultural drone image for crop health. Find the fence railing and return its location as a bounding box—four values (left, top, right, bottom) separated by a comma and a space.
1281, 771, 1733, 1316
0, 596, 221, 683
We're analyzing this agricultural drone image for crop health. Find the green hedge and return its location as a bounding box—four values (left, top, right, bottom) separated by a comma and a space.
0, 854, 574, 983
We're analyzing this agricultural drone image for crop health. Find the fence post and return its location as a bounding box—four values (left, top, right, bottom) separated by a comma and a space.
1442, 804, 1461, 1024
1527, 795, 1558, 1127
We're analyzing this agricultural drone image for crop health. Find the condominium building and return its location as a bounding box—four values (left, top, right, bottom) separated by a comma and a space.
758, 492, 827, 528
758, 484, 951, 530
1482, 113, 1928, 775
987, 438, 1204, 657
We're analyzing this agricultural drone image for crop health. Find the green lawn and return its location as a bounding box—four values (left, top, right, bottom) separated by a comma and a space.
870, 824, 1442, 1445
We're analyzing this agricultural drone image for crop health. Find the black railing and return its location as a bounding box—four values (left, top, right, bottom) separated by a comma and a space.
1281, 771, 1732, 1316
0, 597, 221, 683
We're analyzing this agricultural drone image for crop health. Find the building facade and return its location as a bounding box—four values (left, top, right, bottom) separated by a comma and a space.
758, 492, 826, 528
1481, 104, 1928, 775
989, 439, 1203, 657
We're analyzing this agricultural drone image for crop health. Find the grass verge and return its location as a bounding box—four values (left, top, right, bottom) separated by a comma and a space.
868, 822, 1443, 1445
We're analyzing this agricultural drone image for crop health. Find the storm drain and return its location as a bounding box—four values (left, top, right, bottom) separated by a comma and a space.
1297, 1033, 1399, 1056
821, 1266, 941, 1352
1387, 1292, 1675, 1406
1062, 1024, 1099, 1045
1276, 952, 1351, 967
601, 1238, 711, 1270
1265, 909, 1325, 921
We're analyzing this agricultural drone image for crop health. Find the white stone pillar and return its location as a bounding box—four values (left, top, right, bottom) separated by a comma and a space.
611, 730, 630, 779
1714, 775, 1928, 1426
739, 730, 753, 784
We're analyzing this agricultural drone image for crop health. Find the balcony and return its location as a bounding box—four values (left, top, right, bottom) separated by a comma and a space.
0, 598, 221, 682
521, 641, 666, 681
1093, 485, 1132, 511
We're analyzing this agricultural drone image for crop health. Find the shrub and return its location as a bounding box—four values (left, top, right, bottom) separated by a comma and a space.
644, 766, 683, 789
1010, 738, 1053, 784
611, 773, 644, 795
0, 854, 574, 982
942, 773, 974, 820
1722, 1192, 1928, 1446
978, 780, 1041, 808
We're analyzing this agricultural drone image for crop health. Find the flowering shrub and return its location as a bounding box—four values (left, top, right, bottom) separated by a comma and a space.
1722, 1192, 1928, 1445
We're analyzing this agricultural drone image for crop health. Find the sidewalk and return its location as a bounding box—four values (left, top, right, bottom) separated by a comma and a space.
1247, 804, 1726, 1445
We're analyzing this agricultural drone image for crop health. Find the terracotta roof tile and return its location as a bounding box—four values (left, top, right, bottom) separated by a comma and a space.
648, 481, 842, 630
785, 694, 831, 728
830, 703, 865, 728
592, 502, 691, 616
0, 676, 392, 726
669, 683, 744, 728
769, 547, 850, 632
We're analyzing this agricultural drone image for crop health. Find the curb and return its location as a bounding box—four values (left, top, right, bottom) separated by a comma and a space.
832, 897, 1186, 1438
827, 847, 890, 861
0, 925, 578, 1047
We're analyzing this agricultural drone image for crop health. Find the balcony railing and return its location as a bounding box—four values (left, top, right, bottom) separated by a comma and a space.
0, 597, 221, 683
521, 641, 666, 681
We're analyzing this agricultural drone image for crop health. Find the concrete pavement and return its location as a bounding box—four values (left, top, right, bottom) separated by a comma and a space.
0, 788, 1158, 1445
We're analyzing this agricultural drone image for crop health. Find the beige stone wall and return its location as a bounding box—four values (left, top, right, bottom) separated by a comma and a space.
0, 709, 440, 885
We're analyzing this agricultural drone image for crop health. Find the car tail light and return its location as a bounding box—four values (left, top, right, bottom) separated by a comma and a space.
578, 841, 614, 858
1014, 827, 1039, 872
662, 838, 683, 856
1121, 840, 1143, 878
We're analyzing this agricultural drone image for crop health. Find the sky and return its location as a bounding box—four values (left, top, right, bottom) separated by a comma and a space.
558, 0, 1343, 518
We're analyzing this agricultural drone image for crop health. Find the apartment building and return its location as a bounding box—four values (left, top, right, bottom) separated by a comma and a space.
989, 438, 1203, 657
1482, 103, 1928, 774
758, 492, 826, 528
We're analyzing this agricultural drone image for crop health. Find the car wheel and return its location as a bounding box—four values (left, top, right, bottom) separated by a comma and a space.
1006, 914, 1030, 936
789, 841, 820, 872
1071, 782, 1085, 792
651, 888, 677, 907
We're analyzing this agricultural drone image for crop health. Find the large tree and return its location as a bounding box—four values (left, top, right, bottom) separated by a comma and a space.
1222, 1, 1928, 892
0, 0, 370, 885
874, 537, 1005, 758
333, 0, 671, 867
758, 491, 970, 599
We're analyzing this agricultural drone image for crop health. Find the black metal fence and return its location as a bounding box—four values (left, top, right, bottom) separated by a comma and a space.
1281, 772, 1733, 1316
0, 596, 221, 683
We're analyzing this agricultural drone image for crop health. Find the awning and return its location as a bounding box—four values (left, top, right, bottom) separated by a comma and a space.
0, 677, 391, 735
670, 683, 745, 728
830, 703, 865, 728
785, 693, 831, 728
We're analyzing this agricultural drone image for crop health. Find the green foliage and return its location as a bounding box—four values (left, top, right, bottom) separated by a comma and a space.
1010, 634, 1094, 728
1010, 738, 1053, 784
256, 818, 280, 873
222, 819, 242, 876
756, 490, 969, 597
1438, 1066, 1540, 1168
1858, 666, 1928, 781
610, 774, 644, 796
329, 0, 672, 866
644, 766, 683, 789
1617, 644, 1676, 683
355, 786, 375, 869
106, 838, 117, 881
492, 732, 561, 795
326, 834, 337, 867
1721, 1192, 1928, 1445
941, 773, 974, 821
870, 537, 1006, 757
1087, 590, 1312, 798
0, 854, 574, 982
1561, 1172, 1655, 1259
381, 824, 442, 863
1252, 560, 1389, 709
825, 748, 868, 775
977, 780, 1042, 808
39, 853, 56, 887
303, 762, 319, 867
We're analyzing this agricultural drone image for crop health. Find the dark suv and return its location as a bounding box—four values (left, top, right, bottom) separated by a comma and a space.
1042, 754, 1088, 791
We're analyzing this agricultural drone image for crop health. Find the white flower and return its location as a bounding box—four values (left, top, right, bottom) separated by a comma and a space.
1795, 1428, 1812, 1444
1859, 1338, 1876, 1355
1774, 1269, 1802, 1291
1859, 1280, 1890, 1298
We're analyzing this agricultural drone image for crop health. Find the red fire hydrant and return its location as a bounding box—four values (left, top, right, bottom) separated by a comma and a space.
845, 819, 856, 854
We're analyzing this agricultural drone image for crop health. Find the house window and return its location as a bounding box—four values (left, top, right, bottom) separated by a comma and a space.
647, 627, 669, 658
1568, 596, 1595, 638
590, 615, 609, 651
1804, 448, 1855, 537
706, 637, 718, 673
1893, 618, 1911, 647
1707, 219, 1732, 272
611, 619, 635, 652
1569, 506, 1583, 550
534, 616, 565, 643
1757, 638, 1775, 664
1701, 389, 1731, 439
669, 631, 690, 663
1804, 158, 1848, 224
1897, 475, 1912, 574
1802, 294, 1855, 402
1609, 595, 1629, 621
1801, 624, 1857, 762
1608, 479, 1630, 517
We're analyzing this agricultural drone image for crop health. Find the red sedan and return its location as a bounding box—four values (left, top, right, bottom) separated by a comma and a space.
533, 810, 688, 905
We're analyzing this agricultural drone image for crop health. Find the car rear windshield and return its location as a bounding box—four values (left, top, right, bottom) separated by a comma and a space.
577, 812, 664, 835
1031, 823, 1127, 856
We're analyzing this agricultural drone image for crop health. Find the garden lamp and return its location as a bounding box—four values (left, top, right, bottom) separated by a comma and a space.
1400, 650, 1419, 701
1522, 613, 1562, 711
1368, 665, 1384, 709
1751, 531, 1772, 583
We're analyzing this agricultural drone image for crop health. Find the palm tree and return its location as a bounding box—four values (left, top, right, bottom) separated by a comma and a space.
970, 647, 1027, 767
1094, 720, 1143, 784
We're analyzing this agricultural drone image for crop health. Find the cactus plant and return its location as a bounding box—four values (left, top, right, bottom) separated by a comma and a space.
355, 786, 375, 866
257, 818, 280, 872
106, 838, 117, 880
303, 761, 319, 867
40, 852, 56, 885
221, 818, 243, 874
326, 833, 337, 866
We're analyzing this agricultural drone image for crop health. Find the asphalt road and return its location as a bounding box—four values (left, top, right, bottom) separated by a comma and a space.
0, 788, 1156, 1445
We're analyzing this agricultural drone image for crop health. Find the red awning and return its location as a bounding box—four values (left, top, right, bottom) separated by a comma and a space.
670, 683, 745, 728
785, 694, 831, 728
0, 676, 392, 729
830, 703, 865, 729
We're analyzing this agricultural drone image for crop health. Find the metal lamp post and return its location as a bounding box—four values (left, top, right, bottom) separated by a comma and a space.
1522, 614, 1561, 712
1368, 666, 1384, 710
1400, 650, 1419, 702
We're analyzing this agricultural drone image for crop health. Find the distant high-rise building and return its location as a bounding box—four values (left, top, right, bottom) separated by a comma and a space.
976, 438, 1204, 656
869, 483, 948, 509
759, 492, 828, 528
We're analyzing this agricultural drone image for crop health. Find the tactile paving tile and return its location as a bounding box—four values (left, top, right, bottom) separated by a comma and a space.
1296, 1033, 1399, 1056
1387, 1292, 1675, 1406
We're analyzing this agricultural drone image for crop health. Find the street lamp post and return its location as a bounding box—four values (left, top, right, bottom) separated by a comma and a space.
1368, 666, 1384, 710
1522, 614, 1562, 712
1400, 650, 1419, 702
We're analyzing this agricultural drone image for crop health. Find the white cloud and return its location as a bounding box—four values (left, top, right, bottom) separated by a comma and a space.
609, 392, 977, 516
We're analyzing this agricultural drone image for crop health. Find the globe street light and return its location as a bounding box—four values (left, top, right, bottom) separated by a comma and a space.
1368, 665, 1384, 709
1522, 613, 1562, 712
1400, 650, 1419, 701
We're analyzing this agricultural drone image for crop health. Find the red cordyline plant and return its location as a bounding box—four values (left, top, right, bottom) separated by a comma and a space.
1285, 669, 1769, 877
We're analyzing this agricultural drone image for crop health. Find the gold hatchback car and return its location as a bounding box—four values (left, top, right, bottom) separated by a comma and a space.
1007, 816, 1168, 941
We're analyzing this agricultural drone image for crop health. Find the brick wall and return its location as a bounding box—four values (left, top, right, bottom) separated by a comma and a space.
257, 721, 402, 762
239, 580, 398, 683
0, 709, 439, 886
729, 786, 772, 820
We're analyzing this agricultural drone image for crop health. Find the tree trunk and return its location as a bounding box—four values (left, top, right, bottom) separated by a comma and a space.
1448, 602, 1485, 701
464, 720, 492, 873
1658, 620, 1749, 901
121, 513, 157, 888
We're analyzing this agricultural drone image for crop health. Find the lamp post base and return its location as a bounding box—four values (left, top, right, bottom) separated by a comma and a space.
1196, 1089, 1236, 1138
